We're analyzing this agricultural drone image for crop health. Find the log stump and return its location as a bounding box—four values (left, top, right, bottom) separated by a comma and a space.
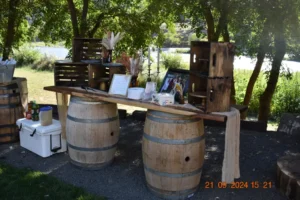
276, 155, 300, 200
297, 181, 300, 200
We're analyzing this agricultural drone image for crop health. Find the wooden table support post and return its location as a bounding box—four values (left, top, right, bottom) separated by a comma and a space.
56, 93, 69, 139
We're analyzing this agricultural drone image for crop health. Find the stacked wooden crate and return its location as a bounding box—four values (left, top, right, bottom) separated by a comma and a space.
188, 41, 235, 112
54, 38, 104, 87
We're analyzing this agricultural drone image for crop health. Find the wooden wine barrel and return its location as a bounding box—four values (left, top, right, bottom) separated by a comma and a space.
0, 83, 24, 143
142, 110, 205, 200
66, 96, 120, 170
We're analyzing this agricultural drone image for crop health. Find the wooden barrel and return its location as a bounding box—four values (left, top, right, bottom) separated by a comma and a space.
66, 96, 120, 170
0, 83, 24, 143
142, 110, 205, 200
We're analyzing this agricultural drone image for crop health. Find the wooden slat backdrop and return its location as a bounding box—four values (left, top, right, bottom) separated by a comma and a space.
54, 62, 89, 87
72, 38, 103, 62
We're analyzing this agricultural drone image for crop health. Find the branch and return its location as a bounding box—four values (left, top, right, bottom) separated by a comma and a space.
87, 9, 126, 38
88, 13, 104, 38
67, 0, 80, 37
80, 0, 89, 36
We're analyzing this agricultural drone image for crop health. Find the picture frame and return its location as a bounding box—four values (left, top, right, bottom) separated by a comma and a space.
159, 68, 190, 102
108, 74, 132, 96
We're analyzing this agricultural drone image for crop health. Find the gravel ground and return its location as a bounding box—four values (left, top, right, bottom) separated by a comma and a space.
0, 116, 299, 200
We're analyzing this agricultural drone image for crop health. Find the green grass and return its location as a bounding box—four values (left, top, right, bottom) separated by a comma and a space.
0, 162, 105, 200
14, 67, 56, 104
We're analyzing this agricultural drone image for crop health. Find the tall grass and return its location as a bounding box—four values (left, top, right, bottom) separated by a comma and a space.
235, 69, 300, 121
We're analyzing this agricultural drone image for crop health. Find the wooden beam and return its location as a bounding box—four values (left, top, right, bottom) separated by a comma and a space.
44, 86, 227, 122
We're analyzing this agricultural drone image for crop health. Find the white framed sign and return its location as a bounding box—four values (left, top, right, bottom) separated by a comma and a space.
108, 74, 132, 96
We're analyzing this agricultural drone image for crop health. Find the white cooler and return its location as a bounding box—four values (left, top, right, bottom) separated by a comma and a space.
16, 118, 67, 158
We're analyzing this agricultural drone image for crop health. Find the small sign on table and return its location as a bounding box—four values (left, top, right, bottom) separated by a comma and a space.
108, 74, 132, 96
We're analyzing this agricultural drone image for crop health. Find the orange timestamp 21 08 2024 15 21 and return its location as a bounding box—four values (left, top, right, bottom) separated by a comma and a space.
205, 181, 272, 189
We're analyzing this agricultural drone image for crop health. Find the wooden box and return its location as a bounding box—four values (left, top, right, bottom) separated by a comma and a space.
54, 61, 89, 86
188, 41, 234, 112
72, 38, 103, 62
88, 63, 125, 91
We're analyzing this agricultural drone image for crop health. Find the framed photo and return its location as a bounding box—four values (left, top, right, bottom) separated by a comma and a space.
108, 74, 132, 96
159, 68, 189, 102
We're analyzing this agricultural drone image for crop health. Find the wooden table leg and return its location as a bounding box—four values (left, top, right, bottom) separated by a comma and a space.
56, 93, 69, 139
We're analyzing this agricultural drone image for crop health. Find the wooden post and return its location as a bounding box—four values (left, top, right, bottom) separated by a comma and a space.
56, 93, 69, 139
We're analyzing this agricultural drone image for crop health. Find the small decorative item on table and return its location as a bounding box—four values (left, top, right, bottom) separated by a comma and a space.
159, 68, 189, 104
116, 52, 143, 87
151, 93, 174, 106
101, 32, 125, 63
39, 106, 53, 126
127, 87, 145, 100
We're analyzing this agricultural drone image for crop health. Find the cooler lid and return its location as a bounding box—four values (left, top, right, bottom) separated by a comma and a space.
16, 118, 61, 135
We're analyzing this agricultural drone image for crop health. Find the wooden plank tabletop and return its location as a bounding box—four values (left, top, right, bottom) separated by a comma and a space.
44, 86, 228, 122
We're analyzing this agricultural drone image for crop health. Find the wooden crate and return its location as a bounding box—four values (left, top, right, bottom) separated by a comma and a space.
54, 61, 89, 86
72, 38, 103, 62
188, 41, 234, 112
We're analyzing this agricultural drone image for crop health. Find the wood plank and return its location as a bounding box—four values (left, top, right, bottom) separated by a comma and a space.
209, 43, 234, 77
44, 86, 227, 122
55, 81, 88, 87
55, 62, 88, 66
55, 72, 89, 76
56, 93, 69, 139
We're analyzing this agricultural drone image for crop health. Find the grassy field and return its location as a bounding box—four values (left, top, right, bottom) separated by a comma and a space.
15, 67, 56, 104
0, 162, 105, 200
14, 67, 145, 113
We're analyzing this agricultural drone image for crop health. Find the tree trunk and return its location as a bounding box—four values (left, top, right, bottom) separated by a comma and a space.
258, 30, 286, 122
80, 0, 89, 37
200, 1, 215, 41
241, 20, 270, 119
241, 45, 266, 119
213, 0, 229, 42
2, 0, 20, 60
221, 24, 236, 105
67, 0, 80, 37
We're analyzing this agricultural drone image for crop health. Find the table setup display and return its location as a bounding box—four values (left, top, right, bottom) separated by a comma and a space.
43, 39, 240, 200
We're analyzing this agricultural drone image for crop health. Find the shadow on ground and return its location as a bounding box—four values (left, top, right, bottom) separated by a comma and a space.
0, 116, 299, 200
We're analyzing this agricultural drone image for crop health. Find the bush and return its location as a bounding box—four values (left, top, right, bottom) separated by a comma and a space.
234, 69, 300, 121
175, 49, 190, 54
161, 53, 189, 70
32, 55, 56, 71
13, 47, 42, 66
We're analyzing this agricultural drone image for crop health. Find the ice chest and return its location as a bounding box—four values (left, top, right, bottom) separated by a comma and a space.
16, 118, 67, 158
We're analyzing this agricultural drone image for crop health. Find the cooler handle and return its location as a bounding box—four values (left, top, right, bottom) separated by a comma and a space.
18, 123, 22, 132
30, 129, 36, 137
50, 134, 62, 152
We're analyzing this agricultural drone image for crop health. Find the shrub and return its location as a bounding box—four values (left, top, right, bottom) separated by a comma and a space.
234, 69, 300, 121
175, 49, 190, 54
13, 47, 42, 66
161, 53, 189, 70
32, 55, 56, 71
